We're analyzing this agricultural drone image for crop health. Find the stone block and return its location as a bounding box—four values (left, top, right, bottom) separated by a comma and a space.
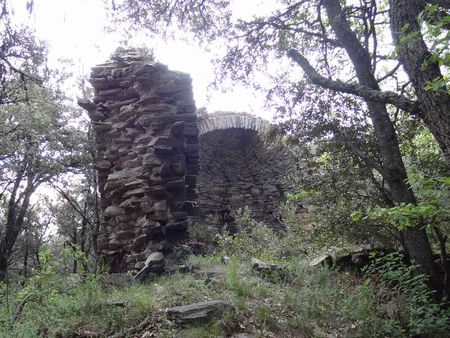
132, 235, 149, 252
170, 121, 185, 136
104, 205, 124, 217
166, 300, 234, 325
115, 230, 135, 241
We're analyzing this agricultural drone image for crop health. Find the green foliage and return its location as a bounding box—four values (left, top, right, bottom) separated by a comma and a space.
216, 207, 274, 260
216, 206, 307, 261
366, 252, 450, 336
0, 4, 47, 105
402, 128, 448, 175
0, 250, 155, 337
283, 147, 400, 253
399, 23, 421, 46
0, 44, 89, 280
279, 261, 399, 337
177, 325, 223, 338
365, 200, 448, 231
188, 219, 219, 247
287, 189, 319, 201
353, 176, 450, 234
226, 263, 253, 299
3, 247, 445, 337
186, 254, 221, 270
156, 272, 229, 307
255, 305, 280, 332
424, 75, 449, 92
419, 4, 450, 93
62, 246, 88, 268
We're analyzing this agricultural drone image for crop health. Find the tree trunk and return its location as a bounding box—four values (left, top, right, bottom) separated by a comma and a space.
0, 254, 8, 281
390, 0, 450, 165
323, 0, 441, 291
23, 235, 28, 278
80, 198, 88, 273
88, 128, 101, 259
0, 172, 36, 281
433, 226, 450, 299
72, 223, 78, 274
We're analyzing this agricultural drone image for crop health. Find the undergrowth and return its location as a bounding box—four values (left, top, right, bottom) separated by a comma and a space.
1, 209, 449, 337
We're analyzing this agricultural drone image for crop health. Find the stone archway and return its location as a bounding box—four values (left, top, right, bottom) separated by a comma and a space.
197, 112, 288, 228
198, 112, 269, 135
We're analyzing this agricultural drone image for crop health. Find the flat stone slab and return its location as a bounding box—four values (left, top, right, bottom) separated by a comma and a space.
309, 254, 333, 268
166, 300, 234, 325
251, 258, 284, 272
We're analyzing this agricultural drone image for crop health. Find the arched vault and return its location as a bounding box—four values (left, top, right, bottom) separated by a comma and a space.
198, 112, 270, 136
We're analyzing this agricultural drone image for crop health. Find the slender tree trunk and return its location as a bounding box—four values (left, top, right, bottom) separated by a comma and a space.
72, 224, 78, 274
88, 129, 101, 258
390, 0, 450, 164
80, 199, 88, 273
0, 171, 23, 281
433, 226, 450, 299
0, 255, 8, 281
92, 185, 101, 257
0, 170, 35, 281
23, 236, 28, 278
323, 0, 440, 291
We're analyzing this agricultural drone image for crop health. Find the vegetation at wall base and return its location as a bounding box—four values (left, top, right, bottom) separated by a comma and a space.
1, 217, 449, 337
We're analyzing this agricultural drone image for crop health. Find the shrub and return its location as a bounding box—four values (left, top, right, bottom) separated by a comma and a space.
216, 206, 308, 261
365, 252, 450, 336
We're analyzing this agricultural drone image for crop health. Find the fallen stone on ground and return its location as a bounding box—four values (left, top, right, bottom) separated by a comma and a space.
164, 263, 190, 274
135, 251, 165, 281
195, 266, 228, 279
251, 258, 283, 271
309, 254, 333, 268
250, 257, 285, 277
166, 300, 234, 325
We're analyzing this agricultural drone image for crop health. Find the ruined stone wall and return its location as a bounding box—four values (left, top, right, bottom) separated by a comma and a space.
79, 51, 199, 272
80, 51, 297, 273
198, 128, 290, 228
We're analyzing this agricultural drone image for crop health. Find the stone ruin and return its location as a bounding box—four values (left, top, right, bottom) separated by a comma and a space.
197, 112, 290, 228
79, 50, 292, 273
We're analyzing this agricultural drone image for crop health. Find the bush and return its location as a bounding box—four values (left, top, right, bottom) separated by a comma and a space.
0, 250, 155, 337
216, 206, 308, 261
365, 252, 450, 336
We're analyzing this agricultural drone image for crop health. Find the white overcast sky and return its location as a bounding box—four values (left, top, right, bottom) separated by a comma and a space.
9, 0, 278, 120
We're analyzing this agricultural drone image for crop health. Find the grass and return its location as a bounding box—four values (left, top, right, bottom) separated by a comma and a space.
1, 252, 448, 337
0, 259, 396, 337
1, 278, 156, 337
2, 210, 448, 337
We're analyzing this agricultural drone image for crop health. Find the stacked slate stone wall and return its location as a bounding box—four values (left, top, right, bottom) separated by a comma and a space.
79, 51, 199, 272
198, 127, 290, 228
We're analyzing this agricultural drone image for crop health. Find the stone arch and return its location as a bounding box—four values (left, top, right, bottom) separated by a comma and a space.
197, 112, 289, 228
198, 112, 270, 136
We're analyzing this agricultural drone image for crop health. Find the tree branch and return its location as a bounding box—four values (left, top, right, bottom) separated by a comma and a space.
377, 62, 401, 83
287, 49, 421, 116
54, 187, 93, 228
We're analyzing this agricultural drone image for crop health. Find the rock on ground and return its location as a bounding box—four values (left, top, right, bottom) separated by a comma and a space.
166, 300, 234, 325
309, 254, 333, 268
